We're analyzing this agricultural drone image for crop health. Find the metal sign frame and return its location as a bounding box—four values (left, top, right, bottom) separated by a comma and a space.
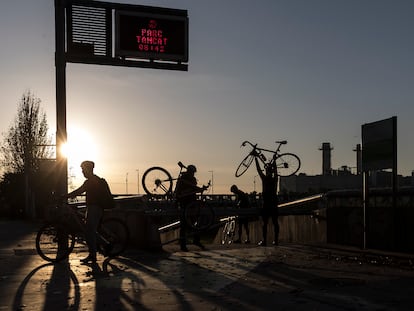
115, 10, 188, 62
360, 116, 397, 249
54, 0, 189, 196
362, 117, 397, 172
65, 0, 188, 71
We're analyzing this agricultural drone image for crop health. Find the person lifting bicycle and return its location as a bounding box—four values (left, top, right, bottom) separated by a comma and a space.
65, 160, 109, 263
175, 164, 208, 252
255, 156, 279, 246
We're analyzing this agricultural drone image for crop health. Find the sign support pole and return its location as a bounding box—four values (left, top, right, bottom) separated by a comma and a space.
55, 0, 68, 196
392, 117, 398, 249
361, 116, 398, 250
362, 171, 368, 249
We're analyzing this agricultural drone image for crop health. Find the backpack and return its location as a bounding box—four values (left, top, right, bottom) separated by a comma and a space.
99, 178, 115, 209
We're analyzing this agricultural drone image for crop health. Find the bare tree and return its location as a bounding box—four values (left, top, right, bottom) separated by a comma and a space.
1, 90, 53, 175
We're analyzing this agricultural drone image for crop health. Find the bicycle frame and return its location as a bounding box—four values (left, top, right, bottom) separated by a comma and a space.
142, 161, 209, 198
47, 201, 87, 234
58, 203, 114, 246
142, 162, 215, 231
241, 140, 286, 166
235, 140, 301, 177
172, 161, 187, 195
36, 200, 130, 262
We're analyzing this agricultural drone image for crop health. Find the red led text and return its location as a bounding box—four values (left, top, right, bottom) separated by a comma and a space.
136, 21, 168, 54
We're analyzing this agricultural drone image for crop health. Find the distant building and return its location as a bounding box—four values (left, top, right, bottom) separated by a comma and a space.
280, 170, 361, 194
279, 142, 413, 194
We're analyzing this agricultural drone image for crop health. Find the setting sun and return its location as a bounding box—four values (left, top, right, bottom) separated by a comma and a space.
61, 126, 98, 168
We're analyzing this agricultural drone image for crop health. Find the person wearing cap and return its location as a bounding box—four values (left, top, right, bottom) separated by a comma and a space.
66, 160, 106, 263
175, 164, 208, 252
230, 185, 251, 243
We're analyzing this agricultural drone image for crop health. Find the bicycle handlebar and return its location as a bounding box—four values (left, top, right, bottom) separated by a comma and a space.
241, 140, 288, 154
241, 141, 256, 148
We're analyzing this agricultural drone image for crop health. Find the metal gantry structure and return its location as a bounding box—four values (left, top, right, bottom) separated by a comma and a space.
54, 0, 188, 195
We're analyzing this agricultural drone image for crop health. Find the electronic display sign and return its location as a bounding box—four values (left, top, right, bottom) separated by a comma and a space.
115, 10, 188, 62
362, 116, 397, 171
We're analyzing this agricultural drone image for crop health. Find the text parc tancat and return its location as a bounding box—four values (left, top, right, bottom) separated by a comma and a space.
135, 20, 168, 53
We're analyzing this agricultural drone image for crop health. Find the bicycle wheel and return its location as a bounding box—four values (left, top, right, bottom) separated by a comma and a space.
35, 223, 75, 262
235, 154, 255, 177
221, 221, 230, 244
228, 220, 236, 244
184, 201, 215, 231
142, 166, 173, 197
98, 218, 129, 257
275, 153, 301, 176
221, 219, 235, 245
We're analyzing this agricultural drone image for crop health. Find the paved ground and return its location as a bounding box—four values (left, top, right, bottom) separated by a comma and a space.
1, 219, 414, 310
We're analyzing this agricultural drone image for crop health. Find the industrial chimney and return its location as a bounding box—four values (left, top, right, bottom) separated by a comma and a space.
319, 142, 332, 175
353, 144, 362, 174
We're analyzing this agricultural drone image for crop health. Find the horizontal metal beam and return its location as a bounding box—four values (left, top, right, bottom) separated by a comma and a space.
66, 54, 188, 71
68, 0, 188, 17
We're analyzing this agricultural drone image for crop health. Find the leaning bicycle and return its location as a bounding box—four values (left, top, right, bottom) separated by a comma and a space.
235, 140, 301, 177
36, 201, 129, 263
221, 216, 237, 245
142, 162, 215, 231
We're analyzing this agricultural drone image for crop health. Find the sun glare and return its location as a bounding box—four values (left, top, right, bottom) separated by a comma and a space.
62, 127, 98, 167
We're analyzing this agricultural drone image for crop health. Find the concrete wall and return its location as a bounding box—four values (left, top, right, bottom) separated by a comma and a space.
111, 195, 328, 249
111, 189, 414, 254
112, 208, 327, 249
211, 211, 326, 245
325, 188, 414, 253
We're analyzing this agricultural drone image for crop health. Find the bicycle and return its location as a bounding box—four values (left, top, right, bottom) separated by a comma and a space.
142, 162, 215, 231
141, 162, 185, 198
221, 216, 237, 244
235, 140, 301, 177
36, 199, 130, 263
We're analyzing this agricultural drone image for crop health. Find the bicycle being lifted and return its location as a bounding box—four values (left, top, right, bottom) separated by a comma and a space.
142, 161, 215, 232
235, 140, 301, 177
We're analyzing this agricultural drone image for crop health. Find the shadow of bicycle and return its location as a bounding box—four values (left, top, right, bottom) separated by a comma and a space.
13, 261, 80, 310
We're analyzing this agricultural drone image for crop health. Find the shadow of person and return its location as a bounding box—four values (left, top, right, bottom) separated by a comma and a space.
13, 260, 80, 310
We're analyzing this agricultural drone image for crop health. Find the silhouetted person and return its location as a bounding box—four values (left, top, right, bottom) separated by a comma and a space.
175, 164, 208, 252
230, 185, 250, 243
66, 161, 108, 263
255, 157, 279, 246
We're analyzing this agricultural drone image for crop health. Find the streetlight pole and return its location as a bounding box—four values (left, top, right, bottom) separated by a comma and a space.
136, 169, 139, 194
126, 172, 129, 194
208, 170, 214, 195
254, 175, 258, 192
